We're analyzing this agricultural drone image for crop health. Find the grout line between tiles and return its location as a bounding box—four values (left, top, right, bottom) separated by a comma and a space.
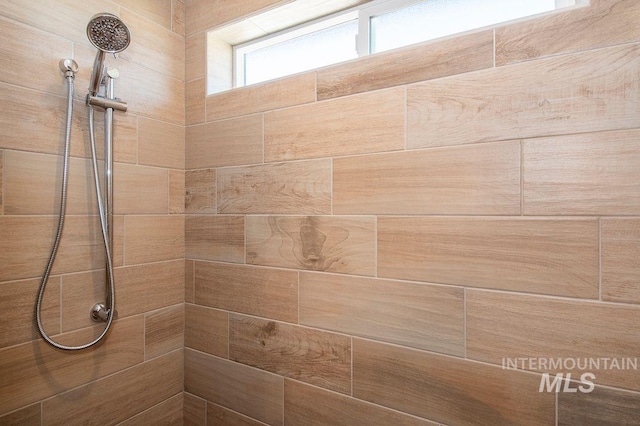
203, 399, 207, 426
286, 377, 441, 425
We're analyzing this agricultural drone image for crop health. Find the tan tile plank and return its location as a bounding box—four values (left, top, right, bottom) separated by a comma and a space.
42, 350, 182, 425
172, 0, 185, 36
0, 16, 72, 95
194, 261, 298, 323
185, 0, 287, 36
558, 385, 640, 426
186, 115, 263, 169
466, 290, 640, 392
124, 215, 184, 265
145, 304, 184, 360
523, 129, 640, 215
353, 338, 555, 425
496, 0, 640, 66
378, 217, 599, 297
0, 83, 88, 157
117, 59, 185, 126
0, 403, 41, 426
184, 348, 284, 426
0, 215, 105, 282
299, 272, 464, 356
112, 215, 125, 267
0, 150, 3, 214
185, 259, 195, 303
0, 316, 144, 415
207, 402, 267, 426
138, 117, 185, 169
62, 262, 183, 332
186, 33, 206, 82
602, 218, 640, 304
206, 73, 316, 121
264, 88, 405, 162
318, 30, 493, 100
119, 9, 184, 81
115, 0, 172, 29
285, 379, 437, 426
186, 78, 206, 125
0, 0, 119, 47
218, 159, 331, 214
0, 278, 59, 349
407, 43, 640, 149
185, 303, 229, 358
113, 260, 184, 318
334, 142, 521, 215
247, 216, 376, 276
186, 216, 244, 263
169, 169, 185, 214
184, 392, 207, 426
119, 393, 183, 426
230, 314, 351, 394
113, 163, 169, 215
60, 270, 106, 333
112, 114, 139, 164
3, 150, 98, 216
186, 169, 216, 214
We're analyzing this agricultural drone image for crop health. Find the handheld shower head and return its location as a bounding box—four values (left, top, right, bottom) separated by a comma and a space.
86, 13, 131, 96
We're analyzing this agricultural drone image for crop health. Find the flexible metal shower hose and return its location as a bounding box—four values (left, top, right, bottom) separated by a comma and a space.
35, 73, 116, 350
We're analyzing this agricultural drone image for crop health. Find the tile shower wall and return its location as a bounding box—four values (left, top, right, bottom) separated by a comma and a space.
0, 0, 185, 424
184, 0, 640, 425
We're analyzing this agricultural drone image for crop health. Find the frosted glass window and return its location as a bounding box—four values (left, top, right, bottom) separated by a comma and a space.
242, 20, 358, 86
218, 0, 582, 92
371, 0, 558, 53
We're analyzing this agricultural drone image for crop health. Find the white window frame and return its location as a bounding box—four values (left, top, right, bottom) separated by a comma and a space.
233, 10, 359, 87
231, 0, 584, 89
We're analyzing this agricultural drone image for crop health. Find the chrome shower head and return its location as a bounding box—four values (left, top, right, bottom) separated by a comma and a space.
87, 13, 131, 53
86, 13, 131, 96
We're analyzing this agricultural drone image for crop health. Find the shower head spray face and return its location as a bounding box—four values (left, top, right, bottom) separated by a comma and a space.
87, 13, 131, 53
86, 13, 131, 97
